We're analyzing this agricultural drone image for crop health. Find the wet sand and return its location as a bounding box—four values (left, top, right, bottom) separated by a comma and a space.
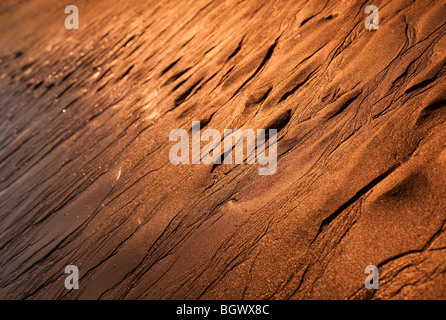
0, 0, 445, 299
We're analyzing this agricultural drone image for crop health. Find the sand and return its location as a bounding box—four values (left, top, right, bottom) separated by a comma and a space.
0, 0, 445, 299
